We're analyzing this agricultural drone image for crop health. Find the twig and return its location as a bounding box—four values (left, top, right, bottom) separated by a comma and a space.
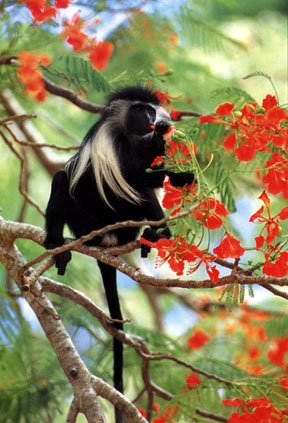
22, 202, 200, 272
42, 76, 105, 114
261, 284, 288, 301
0, 114, 37, 125
0, 129, 45, 216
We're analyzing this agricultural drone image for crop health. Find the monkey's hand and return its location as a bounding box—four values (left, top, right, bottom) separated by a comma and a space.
155, 120, 170, 136
44, 241, 72, 275
152, 121, 170, 154
169, 172, 196, 187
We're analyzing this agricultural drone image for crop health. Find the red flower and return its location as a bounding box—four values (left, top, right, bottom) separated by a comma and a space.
213, 233, 245, 259
62, 14, 89, 51
262, 94, 278, 111
249, 190, 288, 249
234, 143, 256, 162
151, 155, 164, 167
88, 41, 114, 71
267, 337, 288, 368
186, 372, 202, 389
278, 376, 288, 391
19, 0, 57, 23
223, 132, 237, 150
199, 96, 288, 165
138, 408, 147, 418
166, 140, 191, 164
153, 87, 182, 121
169, 104, 181, 121
262, 152, 288, 198
55, 0, 72, 7
162, 176, 195, 215
263, 248, 288, 277
187, 329, 210, 349
17, 51, 51, 101
62, 14, 114, 71
222, 398, 243, 408
216, 102, 235, 116
140, 236, 219, 281
193, 198, 229, 229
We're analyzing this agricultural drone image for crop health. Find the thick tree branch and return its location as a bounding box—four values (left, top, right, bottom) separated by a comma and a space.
0, 224, 148, 423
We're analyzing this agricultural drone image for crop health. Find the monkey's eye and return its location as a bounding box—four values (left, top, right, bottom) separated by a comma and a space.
132, 104, 143, 113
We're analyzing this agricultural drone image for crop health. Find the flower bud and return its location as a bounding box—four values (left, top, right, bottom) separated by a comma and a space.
173, 129, 186, 138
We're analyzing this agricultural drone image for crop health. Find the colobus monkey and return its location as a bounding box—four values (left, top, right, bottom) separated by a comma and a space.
44, 86, 194, 423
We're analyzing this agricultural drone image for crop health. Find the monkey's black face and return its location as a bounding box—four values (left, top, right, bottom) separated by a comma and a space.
126, 102, 156, 135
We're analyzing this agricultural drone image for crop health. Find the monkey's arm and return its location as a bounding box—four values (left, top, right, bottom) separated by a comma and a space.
140, 189, 171, 257
44, 170, 72, 275
147, 121, 196, 188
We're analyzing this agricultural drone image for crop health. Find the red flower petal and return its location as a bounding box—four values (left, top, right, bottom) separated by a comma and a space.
234, 143, 256, 162
213, 233, 245, 259
215, 102, 235, 116
88, 41, 114, 71
223, 131, 236, 150
255, 235, 265, 250
262, 94, 278, 111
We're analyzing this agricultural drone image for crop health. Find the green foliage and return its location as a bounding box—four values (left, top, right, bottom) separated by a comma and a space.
179, 5, 246, 54
0, 329, 69, 422
0, 1, 287, 422
44, 56, 111, 93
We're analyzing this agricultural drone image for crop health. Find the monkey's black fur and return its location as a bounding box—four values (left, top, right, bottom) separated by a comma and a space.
44, 85, 194, 423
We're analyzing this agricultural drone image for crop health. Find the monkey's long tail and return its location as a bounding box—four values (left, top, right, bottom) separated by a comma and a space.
98, 261, 126, 423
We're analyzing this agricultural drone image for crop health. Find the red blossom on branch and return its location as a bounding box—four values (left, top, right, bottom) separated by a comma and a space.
61, 14, 114, 71
193, 198, 229, 229
187, 329, 210, 349
267, 336, 288, 368
249, 190, 288, 249
199, 95, 288, 163
213, 233, 245, 259
186, 372, 202, 389
162, 176, 196, 216
17, 51, 51, 101
19, 0, 73, 23
262, 152, 288, 198
223, 396, 288, 422
140, 236, 219, 281
153, 87, 182, 121
151, 403, 178, 423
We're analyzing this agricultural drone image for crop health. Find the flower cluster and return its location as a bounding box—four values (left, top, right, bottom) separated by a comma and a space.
249, 191, 288, 277
199, 95, 288, 163
153, 87, 182, 121
17, 51, 51, 101
200, 95, 288, 199
222, 397, 288, 422
139, 403, 178, 423
140, 235, 220, 281
19, 0, 72, 23
193, 198, 229, 229
145, 124, 247, 281
161, 176, 196, 216
62, 14, 114, 71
